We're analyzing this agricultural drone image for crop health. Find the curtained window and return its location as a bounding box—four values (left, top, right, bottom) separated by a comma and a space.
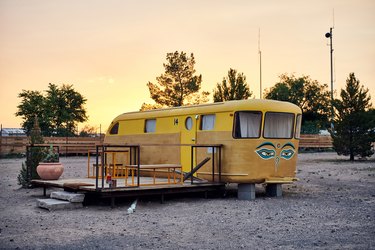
233, 111, 262, 138
201, 114, 215, 130
295, 114, 302, 139
264, 112, 294, 138
145, 119, 156, 133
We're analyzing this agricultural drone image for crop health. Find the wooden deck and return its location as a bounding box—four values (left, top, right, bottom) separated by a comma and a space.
31, 177, 225, 206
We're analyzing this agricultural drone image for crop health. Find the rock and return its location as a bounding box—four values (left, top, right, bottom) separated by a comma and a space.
50, 191, 85, 203
36, 198, 83, 211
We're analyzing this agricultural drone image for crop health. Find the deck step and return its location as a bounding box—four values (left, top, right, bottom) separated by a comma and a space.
50, 191, 85, 203
36, 198, 83, 211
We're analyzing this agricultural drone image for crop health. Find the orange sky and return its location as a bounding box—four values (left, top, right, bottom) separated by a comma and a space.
0, 0, 374, 132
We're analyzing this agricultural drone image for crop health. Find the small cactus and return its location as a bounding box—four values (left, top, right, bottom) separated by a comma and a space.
42, 145, 59, 163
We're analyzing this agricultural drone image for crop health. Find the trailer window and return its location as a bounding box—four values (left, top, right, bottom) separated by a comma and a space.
233, 111, 262, 138
201, 114, 215, 130
264, 112, 294, 138
145, 119, 156, 133
109, 122, 119, 135
185, 117, 193, 130
295, 114, 302, 139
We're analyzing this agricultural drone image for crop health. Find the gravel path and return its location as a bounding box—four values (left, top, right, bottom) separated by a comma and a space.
0, 152, 374, 249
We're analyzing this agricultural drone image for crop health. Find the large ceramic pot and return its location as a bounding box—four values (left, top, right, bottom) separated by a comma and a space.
37, 162, 64, 180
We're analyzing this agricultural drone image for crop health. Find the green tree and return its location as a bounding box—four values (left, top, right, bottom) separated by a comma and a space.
16, 83, 88, 136
264, 82, 290, 101
15, 90, 52, 135
264, 73, 331, 132
143, 51, 209, 110
331, 73, 374, 161
213, 68, 252, 102
45, 83, 88, 136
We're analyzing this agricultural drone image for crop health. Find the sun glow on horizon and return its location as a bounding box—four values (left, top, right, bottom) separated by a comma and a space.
1, 1, 374, 131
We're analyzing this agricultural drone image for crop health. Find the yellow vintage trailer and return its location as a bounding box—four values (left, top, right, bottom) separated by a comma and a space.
104, 99, 302, 186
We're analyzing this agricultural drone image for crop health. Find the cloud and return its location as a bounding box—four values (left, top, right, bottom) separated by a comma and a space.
88, 76, 115, 85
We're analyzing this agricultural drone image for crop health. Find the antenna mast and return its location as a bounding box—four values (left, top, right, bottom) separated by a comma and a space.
258, 28, 262, 99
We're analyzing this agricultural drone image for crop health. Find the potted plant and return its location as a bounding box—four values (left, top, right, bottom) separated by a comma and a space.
36, 145, 64, 180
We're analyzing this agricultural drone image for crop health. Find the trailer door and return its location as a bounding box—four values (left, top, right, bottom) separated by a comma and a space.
180, 116, 197, 172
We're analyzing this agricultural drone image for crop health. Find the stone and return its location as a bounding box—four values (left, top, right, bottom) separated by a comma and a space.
266, 184, 283, 197
37, 198, 83, 211
50, 191, 85, 203
238, 183, 256, 200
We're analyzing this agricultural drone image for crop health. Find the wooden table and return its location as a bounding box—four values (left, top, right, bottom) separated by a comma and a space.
125, 164, 183, 186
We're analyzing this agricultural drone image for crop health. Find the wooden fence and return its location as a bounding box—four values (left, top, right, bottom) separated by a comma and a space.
299, 134, 333, 149
0, 136, 103, 156
0, 134, 333, 157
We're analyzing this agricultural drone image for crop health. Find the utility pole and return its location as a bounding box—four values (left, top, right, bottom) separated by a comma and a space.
325, 27, 334, 130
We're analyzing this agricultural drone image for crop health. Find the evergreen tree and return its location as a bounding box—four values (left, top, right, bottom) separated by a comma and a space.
213, 68, 252, 102
144, 51, 209, 110
18, 116, 45, 187
140, 103, 164, 111
332, 73, 374, 160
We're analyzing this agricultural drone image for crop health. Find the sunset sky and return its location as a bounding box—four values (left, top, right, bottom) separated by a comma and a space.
1, 0, 374, 132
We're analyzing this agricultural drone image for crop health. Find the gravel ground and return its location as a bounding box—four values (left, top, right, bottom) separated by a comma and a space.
0, 152, 374, 249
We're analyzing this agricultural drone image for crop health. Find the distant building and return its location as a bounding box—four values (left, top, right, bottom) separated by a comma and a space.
0, 128, 26, 136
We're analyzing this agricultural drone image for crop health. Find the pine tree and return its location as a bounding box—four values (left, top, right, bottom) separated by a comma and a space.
144, 51, 209, 110
18, 116, 45, 187
213, 68, 252, 102
332, 73, 374, 160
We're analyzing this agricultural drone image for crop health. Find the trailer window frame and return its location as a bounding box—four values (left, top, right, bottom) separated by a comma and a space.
232, 111, 262, 139
295, 114, 302, 139
185, 116, 193, 130
144, 119, 156, 133
263, 112, 295, 139
200, 114, 216, 131
109, 122, 119, 135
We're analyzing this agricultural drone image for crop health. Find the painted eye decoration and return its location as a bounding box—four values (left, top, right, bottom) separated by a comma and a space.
255, 148, 276, 160
280, 149, 295, 160
255, 142, 296, 172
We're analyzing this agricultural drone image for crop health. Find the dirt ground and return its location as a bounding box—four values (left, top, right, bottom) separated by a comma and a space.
0, 152, 374, 249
